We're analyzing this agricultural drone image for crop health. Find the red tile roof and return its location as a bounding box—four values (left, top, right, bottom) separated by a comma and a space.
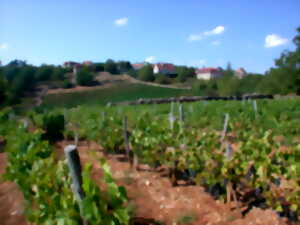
132, 63, 145, 70
64, 61, 79, 66
82, 61, 93, 65
154, 63, 175, 71
196, 67, 220, 73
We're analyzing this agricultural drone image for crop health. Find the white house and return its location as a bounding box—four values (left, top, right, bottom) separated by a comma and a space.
196, 67, 223, 80
153, 63, 176, 75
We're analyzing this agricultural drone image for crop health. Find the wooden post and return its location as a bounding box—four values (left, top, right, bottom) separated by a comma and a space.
102, 111, 106, 121
8, 113, 15, 121
189, 105, 193, 114
225, 143, 233, 160
64, 145, 89, 225
74, 132, 79, 146
123, 116, 131, 165
22, 118, 29, 129
179, 104, 184, 122
169, 114, 175, 130
253, 100, 257, 115
171, 101, 174, 115
220, 113, 229, 142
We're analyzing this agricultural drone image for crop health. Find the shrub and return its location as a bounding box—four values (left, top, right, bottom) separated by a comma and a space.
155, 74, 170, 84
42, 113, 65, 142
138, 65, 155, 82
128, 69, 138, 78
104, 59, 119, 74
63, 80, 73, 89
76, 69, 94, 86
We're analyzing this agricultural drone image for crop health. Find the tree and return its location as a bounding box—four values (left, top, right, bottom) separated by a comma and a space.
128, 69, 138, 78
262, 27, 300, 95
94, 63, 105, 72
117, 61, 132, 73
0, 69, 7, 104
239, 74, 263, 94
36, 65, 54, 81
20, 66, 37, 90
224, 62, 234, 77
52, 67, 65, 80
76, 68, 94, 86
62, 80, 73, 89
176, 66, 195, 82
3, 66, 21, 83
104, 59, 119, 74
155, 73, 170, 84
138, 65, 155, 82
7, 59, 27, 67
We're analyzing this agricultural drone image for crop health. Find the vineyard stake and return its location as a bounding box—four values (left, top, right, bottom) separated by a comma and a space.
64, 145, 89, 225
253, 100, 258, 116
225, 143, 233, 160
220, 113, 229, 142
189, 104, 194, 114
168, 101, 175, 129
22, 118, 29, 129
170, 101, 175, 119
102, 111, 106, 120
179, 104, 184, 122
74, 132, 79, 146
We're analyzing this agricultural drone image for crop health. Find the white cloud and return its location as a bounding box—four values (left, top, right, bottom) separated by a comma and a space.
211, 40, 221, 46
114, 17, 128, 26
188, 26, 225, 41
145, 56, 156, 63
264, 34, 288, 48
0, 43, 8, 50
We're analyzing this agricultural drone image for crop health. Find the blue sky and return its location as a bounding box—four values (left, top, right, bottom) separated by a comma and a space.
1, 0, 300, 73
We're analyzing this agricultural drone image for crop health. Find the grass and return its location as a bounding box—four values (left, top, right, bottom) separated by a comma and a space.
42, 83, 192, 109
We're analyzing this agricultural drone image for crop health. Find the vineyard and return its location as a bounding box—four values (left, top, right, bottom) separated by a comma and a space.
0, 98, 300, 225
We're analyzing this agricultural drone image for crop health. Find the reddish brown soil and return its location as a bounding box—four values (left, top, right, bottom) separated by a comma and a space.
0, 141, 297, 225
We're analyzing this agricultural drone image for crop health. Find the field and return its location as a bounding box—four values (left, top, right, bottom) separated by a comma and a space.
42, 83, 192, 108
0, 99, 300, 225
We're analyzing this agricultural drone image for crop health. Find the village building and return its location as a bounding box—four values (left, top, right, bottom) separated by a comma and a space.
235, 67, 247, 79
63, 61, 80, 68
196, 67, 223, 80
132, 63, 146, 70
153, 63, 176, 76
82, 61, 93, 66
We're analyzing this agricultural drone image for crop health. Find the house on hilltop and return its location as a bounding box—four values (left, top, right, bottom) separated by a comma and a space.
196, 67, 223, 80
153, 63, 176, 76
63, 61, 82, 74
82, 61, 93, 66
63, 61, 80, 68
132, 63, 146, 70
235, 68, 247, 79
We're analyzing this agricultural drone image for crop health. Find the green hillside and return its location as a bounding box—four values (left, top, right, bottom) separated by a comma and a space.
42, 83, 192, 108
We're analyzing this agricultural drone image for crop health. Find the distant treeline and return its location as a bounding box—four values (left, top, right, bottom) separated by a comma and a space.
0, 27, 299, 107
